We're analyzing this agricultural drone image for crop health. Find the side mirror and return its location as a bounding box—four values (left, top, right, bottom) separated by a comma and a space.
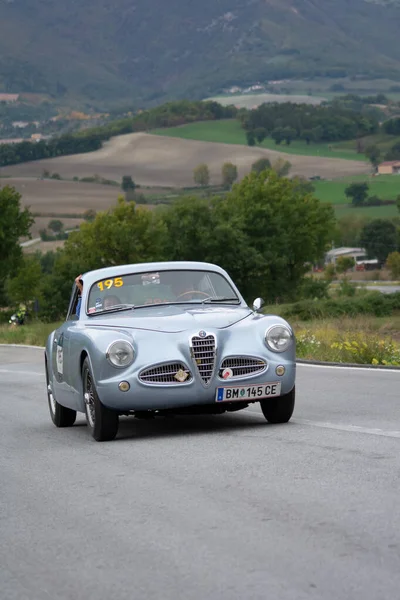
253, 297, 264, 312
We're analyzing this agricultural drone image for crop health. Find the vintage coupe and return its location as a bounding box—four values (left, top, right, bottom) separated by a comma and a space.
45, 261, 296, 441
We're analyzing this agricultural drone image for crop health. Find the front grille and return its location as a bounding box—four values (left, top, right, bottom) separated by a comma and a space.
219, 357, 267, 379
139, 363, 192, 384
190, 334, 216, 386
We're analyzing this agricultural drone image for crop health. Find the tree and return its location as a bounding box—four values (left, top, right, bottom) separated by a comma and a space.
282, 127, 297, 145
161, 196, 216, 262
386, 252, 400, 279
336, 256, 355, 274
271, 127, 285, 145
6, 255, 42, 308
359, 219, 398, 264
291, 176, 315, 195
301, 130, 314, 145
121, 175, 136, 192
397, 195, 400, 214
271, 158, 291, 178
345, 182, 369, 206
336, 214, 370, 247
324, 263, 336, 282
385, 141, 400, 161
213, 170, 336, 301
39, 196, 167, 320
61, 196, 166, 270
221, 162, 238, 188
251, 158, 271, 174
48, 219, 64, 233
83, 209, 96, 222
365, 145, 381, 169
246, 131, 256, 146
254, 128, 267, 144
0, 186, 33, 294
193, 163, 210, 187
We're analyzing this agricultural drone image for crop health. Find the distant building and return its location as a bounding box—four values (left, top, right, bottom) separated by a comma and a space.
377, 161, 400, 175
325, 247, 378, 270
12, 121, 30, 128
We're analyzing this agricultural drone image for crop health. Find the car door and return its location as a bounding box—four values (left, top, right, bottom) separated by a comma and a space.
51, 284, 79, 408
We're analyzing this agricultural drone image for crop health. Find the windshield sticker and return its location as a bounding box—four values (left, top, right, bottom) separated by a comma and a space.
95, 298, 103, 310
141, 273, 160, 285
97, 277, 124, 292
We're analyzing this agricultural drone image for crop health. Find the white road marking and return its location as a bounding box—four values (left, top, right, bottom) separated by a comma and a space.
245, 407, 400, 438
0, 369, 43, 376
0, 344, 44, 349
295, 418, 400, 439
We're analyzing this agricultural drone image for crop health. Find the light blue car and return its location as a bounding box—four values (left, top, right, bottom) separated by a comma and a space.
45, 261, 296, 441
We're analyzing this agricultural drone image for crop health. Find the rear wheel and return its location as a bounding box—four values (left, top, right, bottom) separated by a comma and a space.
82, 358, 119, 441
260, 386, 295, 424
45, 359, 76, 427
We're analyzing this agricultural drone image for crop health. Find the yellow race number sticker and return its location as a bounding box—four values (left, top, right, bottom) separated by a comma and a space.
97, 277, 124, 292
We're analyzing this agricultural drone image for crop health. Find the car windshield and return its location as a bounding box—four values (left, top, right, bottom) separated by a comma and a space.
86, 269, 240, 314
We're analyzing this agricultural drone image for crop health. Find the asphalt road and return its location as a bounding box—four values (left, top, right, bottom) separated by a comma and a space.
362, 285, 400, 295
1, 346, 400, 600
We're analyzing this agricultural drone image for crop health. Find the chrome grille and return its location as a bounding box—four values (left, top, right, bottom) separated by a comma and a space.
219, 357, 267, 379
139, 363, 192, 384
190, 334, 216, 386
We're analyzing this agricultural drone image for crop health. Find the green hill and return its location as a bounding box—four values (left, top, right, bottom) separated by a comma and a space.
1, 0, 400, 105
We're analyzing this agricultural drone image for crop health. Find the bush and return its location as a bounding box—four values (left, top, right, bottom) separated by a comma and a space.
386, 252, 400, 279
336, 279, 357, 297
280, 292, 400, 321
324, 263, 336, 281
298, 277, 330, 300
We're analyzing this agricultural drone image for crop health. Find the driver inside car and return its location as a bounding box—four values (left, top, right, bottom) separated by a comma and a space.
75, 274, 122, 316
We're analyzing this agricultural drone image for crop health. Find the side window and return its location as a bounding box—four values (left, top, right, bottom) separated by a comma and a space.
66, 285, 79, 321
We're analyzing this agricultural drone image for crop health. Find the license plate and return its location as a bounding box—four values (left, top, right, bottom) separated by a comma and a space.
215, 382, 281, 402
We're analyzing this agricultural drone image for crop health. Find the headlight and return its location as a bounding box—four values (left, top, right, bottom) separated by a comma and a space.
106, 340, 134, 368
265, 325, 293, 353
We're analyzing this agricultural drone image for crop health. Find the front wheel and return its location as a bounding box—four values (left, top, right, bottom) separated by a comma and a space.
260, 386, 295, 424
46, 360, 76, 427
82, 358, 119, 441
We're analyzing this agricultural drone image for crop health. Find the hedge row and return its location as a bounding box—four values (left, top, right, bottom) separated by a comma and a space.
279, 292, 400, 321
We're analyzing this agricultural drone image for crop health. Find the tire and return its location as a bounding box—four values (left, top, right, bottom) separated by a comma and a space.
260, 386, 295, 424
45, 359, 76, 427
82, 358, 119, 441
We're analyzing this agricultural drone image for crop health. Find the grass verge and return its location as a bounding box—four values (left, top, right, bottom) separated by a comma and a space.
293, 316, 400, 365
0, 321, 62, 347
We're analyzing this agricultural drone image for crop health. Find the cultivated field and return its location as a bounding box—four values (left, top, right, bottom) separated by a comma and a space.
0, 132, 371, 188
4, 177, 121, 214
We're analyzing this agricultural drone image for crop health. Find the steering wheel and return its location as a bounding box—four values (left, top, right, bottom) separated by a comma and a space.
176, 290, 210, 300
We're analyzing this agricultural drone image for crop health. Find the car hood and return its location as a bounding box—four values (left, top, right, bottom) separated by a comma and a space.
84, 304, 253, 333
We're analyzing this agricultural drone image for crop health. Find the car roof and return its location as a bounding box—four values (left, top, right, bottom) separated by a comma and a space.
81, 261, 230, 286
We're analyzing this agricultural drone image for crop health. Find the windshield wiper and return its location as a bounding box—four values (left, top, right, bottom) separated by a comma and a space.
200, 297, 240, 304
88, 303, 135, 315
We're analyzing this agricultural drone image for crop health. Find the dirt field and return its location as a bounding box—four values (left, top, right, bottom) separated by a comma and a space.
28, 216, 84, 238
0, 133, 370, 188
23, 240, 67, 254
2, 178, 122, 214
